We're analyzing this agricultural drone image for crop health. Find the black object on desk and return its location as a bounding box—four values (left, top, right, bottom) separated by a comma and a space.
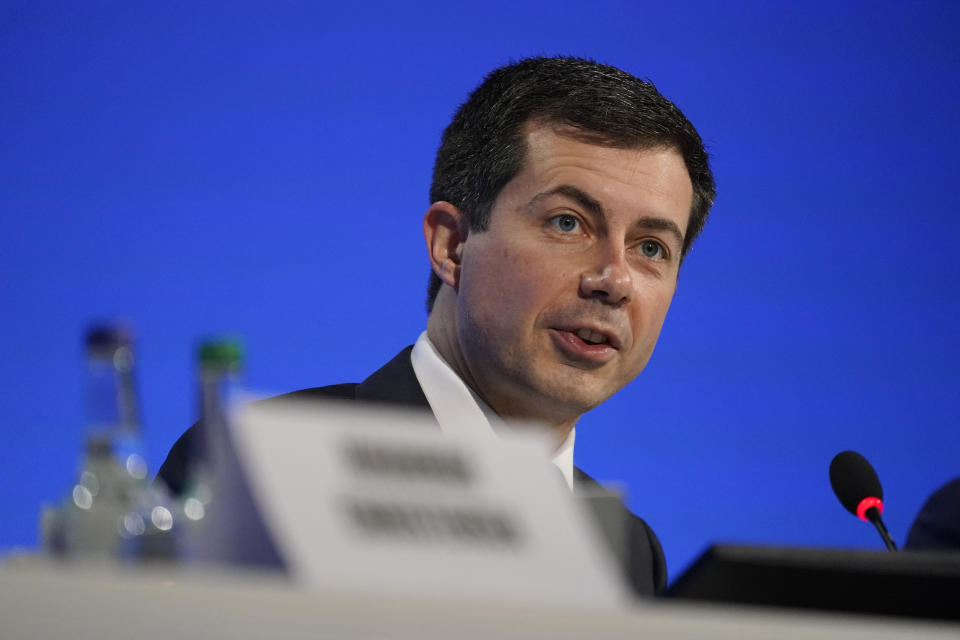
666, 544, 960, 621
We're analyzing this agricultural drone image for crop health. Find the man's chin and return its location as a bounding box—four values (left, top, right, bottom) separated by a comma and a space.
526, 378, 616, 418
489, 361, 621, 421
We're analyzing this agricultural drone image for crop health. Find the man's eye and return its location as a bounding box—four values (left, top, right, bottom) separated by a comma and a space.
639, 240, 665, 259
550, 214, 580, 233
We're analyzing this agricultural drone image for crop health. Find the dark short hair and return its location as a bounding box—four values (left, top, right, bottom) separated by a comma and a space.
426, 56, 715, 312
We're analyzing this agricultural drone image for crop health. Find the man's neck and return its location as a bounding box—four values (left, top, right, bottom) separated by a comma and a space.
426, 314, 579, 449
412, 331, 577, 489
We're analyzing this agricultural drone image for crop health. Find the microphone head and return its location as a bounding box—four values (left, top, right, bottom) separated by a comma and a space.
830, 450, 884, 520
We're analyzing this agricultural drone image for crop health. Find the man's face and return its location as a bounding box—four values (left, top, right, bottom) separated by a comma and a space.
454, 124, 693, 425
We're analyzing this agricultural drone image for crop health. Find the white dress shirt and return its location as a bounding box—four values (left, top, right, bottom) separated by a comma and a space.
410, 331, 575, 490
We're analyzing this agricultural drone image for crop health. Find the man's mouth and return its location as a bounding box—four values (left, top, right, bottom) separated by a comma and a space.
558, 324, 622, 350
550, 327, 619, 364
575, 328, 609, 346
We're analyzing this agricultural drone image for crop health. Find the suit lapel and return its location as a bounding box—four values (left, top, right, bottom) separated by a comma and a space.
355, 346, 433, 414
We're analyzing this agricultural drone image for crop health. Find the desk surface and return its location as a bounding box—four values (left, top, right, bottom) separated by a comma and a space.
2, 560, 958, 639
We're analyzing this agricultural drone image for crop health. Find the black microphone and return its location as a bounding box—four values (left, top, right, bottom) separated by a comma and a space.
829, 450, 898, 551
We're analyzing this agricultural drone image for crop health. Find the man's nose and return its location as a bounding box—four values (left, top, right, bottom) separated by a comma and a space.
579, 248, 632, 306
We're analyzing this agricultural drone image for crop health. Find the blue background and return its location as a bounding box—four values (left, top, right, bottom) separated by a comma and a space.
3, 1, 959, 581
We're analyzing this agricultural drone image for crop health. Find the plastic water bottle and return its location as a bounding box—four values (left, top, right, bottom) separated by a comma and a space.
181, 337, 281, 567
44, 324, 175, 561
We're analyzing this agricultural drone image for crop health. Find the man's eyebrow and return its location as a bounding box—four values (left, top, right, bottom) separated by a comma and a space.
529, 184, 605, 218
633, 216, 685, 248
529, 184, 685, 247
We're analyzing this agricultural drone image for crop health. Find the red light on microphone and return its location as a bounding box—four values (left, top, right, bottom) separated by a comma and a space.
856, 496, 883, 521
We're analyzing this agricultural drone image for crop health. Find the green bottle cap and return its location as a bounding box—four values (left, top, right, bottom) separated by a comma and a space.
198, 338, 244, 372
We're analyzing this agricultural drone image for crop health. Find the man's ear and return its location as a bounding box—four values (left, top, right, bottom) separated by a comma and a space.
423, 201, 468, 289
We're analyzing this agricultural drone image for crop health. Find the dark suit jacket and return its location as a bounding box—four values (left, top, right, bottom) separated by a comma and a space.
905, 477, 960, 551
157, 346, 667, 596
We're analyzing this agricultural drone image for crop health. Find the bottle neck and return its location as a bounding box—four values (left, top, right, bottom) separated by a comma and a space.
195, 367, 242, 466
82, 345, 147, 480
85, 354, 140, 444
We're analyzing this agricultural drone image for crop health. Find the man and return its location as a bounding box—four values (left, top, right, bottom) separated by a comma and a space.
158, 56, 715, 596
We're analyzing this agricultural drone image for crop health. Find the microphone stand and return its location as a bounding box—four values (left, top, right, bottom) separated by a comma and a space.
865, 508, 898, 551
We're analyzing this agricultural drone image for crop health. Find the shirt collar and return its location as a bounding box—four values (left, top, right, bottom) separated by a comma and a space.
410, 331, 576, 490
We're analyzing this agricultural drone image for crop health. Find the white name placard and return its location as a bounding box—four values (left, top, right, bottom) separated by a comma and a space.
230, 398, 627, 609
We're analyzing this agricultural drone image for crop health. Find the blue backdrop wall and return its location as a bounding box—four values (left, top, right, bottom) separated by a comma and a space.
3, 1, 959, 580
